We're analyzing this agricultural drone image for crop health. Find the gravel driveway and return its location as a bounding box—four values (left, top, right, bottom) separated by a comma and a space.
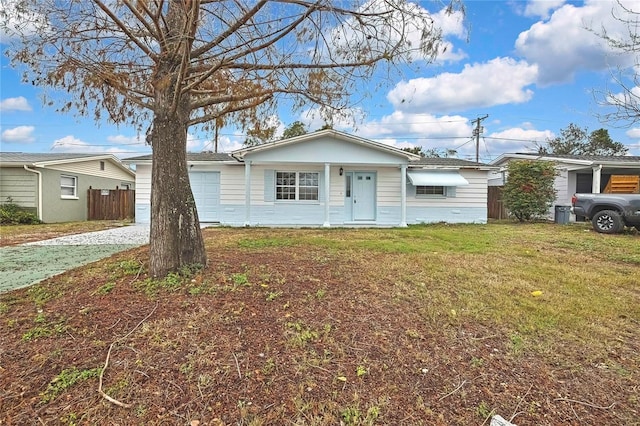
0, 225, 150, 293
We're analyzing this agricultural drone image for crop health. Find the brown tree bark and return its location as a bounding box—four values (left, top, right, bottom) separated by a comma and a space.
148, 1, 206, 278
149, 105, 206, 277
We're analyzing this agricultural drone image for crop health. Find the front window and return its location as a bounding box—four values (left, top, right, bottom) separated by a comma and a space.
61, 175, 77, 198
416, 185, 445, 196
276, 171, 319, 201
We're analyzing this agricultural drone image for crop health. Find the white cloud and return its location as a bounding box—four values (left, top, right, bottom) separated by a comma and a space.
0, 96, 32, 112
217, 136, 243, 153
106, 134, 144, 146
522, 0, 566, 19
0, 0, 49, 40
1, 125, 35, 143
486, 126, 555, 154
515, 0, 636, 86
626, 128, 640, 139
51, 135, 92, 151
387, 57, 538, 114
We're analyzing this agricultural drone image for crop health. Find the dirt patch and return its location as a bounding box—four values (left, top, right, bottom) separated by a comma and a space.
0, 226, 637, 425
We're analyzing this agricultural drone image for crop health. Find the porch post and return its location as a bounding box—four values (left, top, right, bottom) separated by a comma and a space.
592, 164, 602, 194
244, 160, 251, 226
323, 162, 331, 227
400, 164, 408, 227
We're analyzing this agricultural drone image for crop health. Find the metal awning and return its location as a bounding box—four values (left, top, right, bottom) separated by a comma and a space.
407, 170, 469, 186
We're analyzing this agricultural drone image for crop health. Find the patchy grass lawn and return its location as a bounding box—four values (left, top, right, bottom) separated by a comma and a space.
0, 220, 130, 247
0, 223, 638, 425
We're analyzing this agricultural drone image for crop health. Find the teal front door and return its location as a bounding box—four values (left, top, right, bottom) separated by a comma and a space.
353, 172, 376, 221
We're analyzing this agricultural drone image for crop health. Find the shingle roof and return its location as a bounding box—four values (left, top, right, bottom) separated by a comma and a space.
0, 152, 104, 164
124, 152, 235, 162
409, 157, 488, 167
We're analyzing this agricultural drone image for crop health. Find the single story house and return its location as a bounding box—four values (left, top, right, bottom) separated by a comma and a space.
489, 153, 640, 219
0, 152, 136, 222
126, 130, 494, 227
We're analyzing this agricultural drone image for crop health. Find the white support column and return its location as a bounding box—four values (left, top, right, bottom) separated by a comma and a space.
592, 164, 602, 194
323, 162, 331, 227
244, 160, 252, 226
400, 164, 408, 227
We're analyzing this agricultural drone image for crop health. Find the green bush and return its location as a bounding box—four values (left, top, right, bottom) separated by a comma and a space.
502, 160, 558, 222
0, 199, 41, 224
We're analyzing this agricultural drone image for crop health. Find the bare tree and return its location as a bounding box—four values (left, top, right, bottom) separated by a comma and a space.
594, 0, 640, 126
2, 0, 460, 277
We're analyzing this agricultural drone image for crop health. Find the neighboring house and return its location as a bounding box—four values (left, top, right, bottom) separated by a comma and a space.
0, 153, 136, 222
489, 153, 640, 219
126, 130, 494, 227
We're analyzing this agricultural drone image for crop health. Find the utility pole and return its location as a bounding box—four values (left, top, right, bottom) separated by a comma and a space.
473, 115, 488, 163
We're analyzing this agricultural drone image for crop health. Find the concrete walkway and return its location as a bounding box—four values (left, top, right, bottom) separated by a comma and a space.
0, 225, 150, 293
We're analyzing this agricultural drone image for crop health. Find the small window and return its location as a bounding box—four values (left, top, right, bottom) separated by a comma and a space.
276, 171, 319, 201
61, 175, 77, 198
345, 175, 351, 197
100, 161, 105, 171
416, 185, 445, 196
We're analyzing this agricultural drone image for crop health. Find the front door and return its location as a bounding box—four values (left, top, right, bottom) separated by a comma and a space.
353, 172, 376, 221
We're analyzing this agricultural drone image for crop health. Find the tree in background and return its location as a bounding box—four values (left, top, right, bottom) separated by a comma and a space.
402, 146, 425, 156
593, 0, 640, 126
281, 121, 308, 140
401, 147, 457, 157
502, 160, 558, 222
2, 0, 460, 277
423, 147, 458, 158
537, 124, 628, 156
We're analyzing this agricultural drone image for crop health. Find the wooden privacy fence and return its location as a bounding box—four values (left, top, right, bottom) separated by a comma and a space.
88, 187, 135, 220
487, 186, 508, 220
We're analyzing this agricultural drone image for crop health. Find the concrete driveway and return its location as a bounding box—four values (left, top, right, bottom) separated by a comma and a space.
0, 225, 149, 293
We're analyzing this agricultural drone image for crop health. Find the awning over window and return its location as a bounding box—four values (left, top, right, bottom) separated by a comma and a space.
407, 170, 469, 186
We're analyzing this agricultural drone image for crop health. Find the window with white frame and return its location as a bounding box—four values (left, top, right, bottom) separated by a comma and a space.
416, 185, 445, 196
60, 175, 77, 198
276, 171, 319, 201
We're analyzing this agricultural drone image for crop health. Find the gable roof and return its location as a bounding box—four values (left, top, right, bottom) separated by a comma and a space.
232, 129, 422, 161
410, 157, 492, 169
0, 152, 135, 177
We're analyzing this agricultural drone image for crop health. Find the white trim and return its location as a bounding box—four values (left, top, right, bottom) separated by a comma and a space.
60, 174, 78, 198
244, 161, 251, 226
323, 163, 330, 227
400, 164, 407, 227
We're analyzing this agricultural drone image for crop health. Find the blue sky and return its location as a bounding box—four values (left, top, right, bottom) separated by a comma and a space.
1, 0, 639, 162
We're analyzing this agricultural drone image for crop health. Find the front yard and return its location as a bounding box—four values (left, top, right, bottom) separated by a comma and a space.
0, 223, 638, 425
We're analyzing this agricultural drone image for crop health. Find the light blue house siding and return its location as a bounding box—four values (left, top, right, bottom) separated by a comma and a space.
130, 131, 492, 226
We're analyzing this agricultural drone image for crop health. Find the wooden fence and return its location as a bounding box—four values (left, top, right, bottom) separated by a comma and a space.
487, 186, 508, 220
87, 187, 135, 220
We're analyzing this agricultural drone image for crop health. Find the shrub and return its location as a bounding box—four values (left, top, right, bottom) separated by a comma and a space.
0, 198, 41, 224
502, 160, 558, 222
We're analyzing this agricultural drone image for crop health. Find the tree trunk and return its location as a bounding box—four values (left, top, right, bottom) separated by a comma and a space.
149, 104, 207, 278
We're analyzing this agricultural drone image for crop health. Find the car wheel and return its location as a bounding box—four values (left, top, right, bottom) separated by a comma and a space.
592, 210, 624, 234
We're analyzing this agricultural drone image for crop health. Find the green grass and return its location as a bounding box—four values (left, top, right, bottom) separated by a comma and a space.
206, 223, 640, 357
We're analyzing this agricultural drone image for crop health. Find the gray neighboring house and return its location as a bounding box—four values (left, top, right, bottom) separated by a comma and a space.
489, 153, 640, 220
0, 152, 136, 223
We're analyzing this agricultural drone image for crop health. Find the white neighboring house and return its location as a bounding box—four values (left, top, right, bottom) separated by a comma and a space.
489, 153, 640, 220
125, 130, 495, 227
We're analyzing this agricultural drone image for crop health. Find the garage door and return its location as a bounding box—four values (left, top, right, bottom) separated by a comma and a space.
189, 171, 220, 222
